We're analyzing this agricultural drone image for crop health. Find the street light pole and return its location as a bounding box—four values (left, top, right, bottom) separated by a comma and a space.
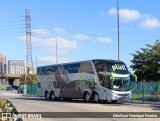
117, 0, 120, 61
56, 37, 58, 64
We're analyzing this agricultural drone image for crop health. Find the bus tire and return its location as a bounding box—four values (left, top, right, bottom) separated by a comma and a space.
84, 92, 91, 102
45, 91, 50, 100
50, 91, 55, 100
93, 93, 99, 103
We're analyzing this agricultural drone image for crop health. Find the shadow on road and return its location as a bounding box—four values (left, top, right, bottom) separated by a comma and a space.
151, 104, 160, 111
11, 96, 130, 105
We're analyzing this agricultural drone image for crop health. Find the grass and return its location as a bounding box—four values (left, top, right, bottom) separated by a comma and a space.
132, 94, 160, 102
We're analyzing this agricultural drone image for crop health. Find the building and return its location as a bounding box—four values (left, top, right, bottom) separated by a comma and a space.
0, 53, 5, 74
0, 53, 26, 88
8, 60, 25, 75
0, 53, 5, 84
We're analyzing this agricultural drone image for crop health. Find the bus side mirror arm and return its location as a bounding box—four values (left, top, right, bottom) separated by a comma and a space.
129, 73, 137, 82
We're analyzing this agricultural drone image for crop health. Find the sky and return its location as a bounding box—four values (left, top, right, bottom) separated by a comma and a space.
0, 0, 159, 70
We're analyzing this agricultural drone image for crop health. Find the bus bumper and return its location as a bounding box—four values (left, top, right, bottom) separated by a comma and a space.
111, 92, 131, 101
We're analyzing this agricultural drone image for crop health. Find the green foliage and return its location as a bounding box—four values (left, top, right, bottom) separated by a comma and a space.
20, 74, 37, 84
20, 74, 25, 85
131, 95, 143, 100
7, 107, 14, 113
132, 95, 160, 102
130, 40, 160, 81
0, 99, 7, 111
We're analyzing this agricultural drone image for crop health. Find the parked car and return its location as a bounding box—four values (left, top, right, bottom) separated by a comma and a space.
6, 85, 13, 91
17, 86, 24, 94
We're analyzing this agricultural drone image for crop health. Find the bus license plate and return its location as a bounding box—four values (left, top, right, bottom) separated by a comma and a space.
120, 97, 126, 100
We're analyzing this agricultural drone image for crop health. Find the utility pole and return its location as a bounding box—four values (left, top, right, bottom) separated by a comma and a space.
117, 0, 120, 61
35, 56, 38, 73
0, 58, 3, 84
56, 37, 58, 64
25, 9, 33, 74
4, 57, 7, 84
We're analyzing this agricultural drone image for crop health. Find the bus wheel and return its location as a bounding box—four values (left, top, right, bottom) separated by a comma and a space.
93, 93, 99, 103
50, 91, 55, 100
45, 92, 50, 100
84, 92, 91, 102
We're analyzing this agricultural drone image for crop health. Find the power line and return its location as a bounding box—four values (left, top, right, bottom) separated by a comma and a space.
33, 17, 116, 33
0, 32, 23, 36
31, 20, 160, 44
0, 35, 23, 38
0, 16, 21, 19
32, 17, 160, 38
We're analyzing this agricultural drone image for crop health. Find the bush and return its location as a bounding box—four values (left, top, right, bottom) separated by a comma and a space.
0, 99, 7, 111
132, 95, 160, 101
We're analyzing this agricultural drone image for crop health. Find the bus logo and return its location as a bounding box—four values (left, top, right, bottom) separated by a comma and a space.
112, 64, 126, 71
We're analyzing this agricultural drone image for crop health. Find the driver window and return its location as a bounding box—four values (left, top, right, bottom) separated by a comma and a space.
98, 74, 111, 89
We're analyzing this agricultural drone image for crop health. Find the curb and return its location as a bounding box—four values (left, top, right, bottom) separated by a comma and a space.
127, 100, 160, 105
22, 94, 38, 97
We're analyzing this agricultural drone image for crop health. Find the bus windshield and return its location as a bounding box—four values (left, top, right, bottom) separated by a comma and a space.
93, 60, 129, 74
112, 77, 131, 91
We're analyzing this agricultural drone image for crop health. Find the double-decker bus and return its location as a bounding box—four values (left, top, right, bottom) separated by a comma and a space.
37, 59, 136, 103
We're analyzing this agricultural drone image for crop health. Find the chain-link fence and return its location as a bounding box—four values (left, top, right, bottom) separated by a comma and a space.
131, 81, 160, 101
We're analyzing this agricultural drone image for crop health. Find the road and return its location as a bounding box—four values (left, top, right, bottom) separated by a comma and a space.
0, 90, 160, 121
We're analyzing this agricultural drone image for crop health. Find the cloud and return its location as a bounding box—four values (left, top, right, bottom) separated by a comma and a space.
38, 56, 57, 64
52, 27, 67, 38
19, 28, 77, 54
140, 18, 160, 28
32, 29, 49, 36
108, 7, 141, 21
56, 37, 77, 50
98, 37, 112, 44
38, 56, 73, 64
53, 27, 66, 34
32, 36, 77, 54
73, 34, 89, 40
108, 7, 116, 15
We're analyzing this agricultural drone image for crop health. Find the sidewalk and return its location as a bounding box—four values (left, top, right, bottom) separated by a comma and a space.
127, 100, 160, 105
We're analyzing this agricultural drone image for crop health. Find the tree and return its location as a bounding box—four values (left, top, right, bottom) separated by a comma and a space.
130, 40, 160, 81
20, 74, 37, 84
20, 74, 25, 85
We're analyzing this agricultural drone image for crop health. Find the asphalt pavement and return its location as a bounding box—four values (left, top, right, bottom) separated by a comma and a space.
0, 90, 159, 121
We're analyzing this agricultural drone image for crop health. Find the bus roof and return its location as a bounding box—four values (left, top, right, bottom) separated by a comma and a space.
37, 59, 125, 68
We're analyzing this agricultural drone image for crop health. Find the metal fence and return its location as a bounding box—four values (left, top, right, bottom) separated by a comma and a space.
1, 81, 160, 102
131, 81, 160, 101
23, 84, 37, 95
0, 84, 11, 89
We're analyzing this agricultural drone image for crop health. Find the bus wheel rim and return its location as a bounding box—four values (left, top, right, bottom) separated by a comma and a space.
86, 94, 90, 102
52, 93, 55, 99
46, 93, 49, 99
94, 94, 99, 102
